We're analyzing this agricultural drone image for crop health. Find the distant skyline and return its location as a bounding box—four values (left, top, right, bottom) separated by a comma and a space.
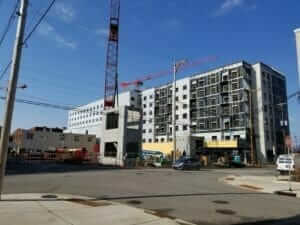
0, 0, 300, 139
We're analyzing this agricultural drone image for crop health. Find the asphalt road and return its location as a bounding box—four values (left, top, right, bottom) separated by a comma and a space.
3, 166, 300, 225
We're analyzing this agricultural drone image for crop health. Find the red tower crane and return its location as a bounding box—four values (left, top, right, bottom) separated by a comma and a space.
104, 0, 120, 109
120, 56, 216, 89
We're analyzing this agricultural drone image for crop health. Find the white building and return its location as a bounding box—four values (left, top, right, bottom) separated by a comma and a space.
65, 90, 141, 137
66, 61, 289, 163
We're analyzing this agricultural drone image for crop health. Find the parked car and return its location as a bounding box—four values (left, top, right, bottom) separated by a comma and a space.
276, 154, 300, 175
173, 157, 201, 170
229, 155, 245, 168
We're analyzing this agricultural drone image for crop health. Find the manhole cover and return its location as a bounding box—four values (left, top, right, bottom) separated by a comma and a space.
216, 209, 236, 215
213, 200, 229, 204
127, 200, 142, 205
41, 194, 57, 199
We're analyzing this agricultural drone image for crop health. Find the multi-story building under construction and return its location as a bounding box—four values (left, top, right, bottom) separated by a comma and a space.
66, 60, 289, 163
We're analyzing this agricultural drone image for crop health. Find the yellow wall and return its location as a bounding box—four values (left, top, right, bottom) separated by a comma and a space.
142, 142, 174, 155
205, 140, 238, 148
143, 140, 238, 155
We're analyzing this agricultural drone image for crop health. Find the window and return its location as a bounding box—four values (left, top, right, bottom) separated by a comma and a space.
264, 93, 267, 100
143, 104, 147, 108
183, 95, 187, 100
176, 96, 179, 101
149, 129, 152, 133
155, 139, 159, 143
183, 104, 188, 109
175, 126, 179, 131
150, 95, 153, 99
26, 133, 34, 140
232, 94, 239, 102
149, 111, 153, 115
183, 85, 187, 90
143, 112, 146, 116
160, 138, 165, 142
183, 125, 188, 131
175, 115, 179, 120
232, 105, 239, 114
211, 86, 217, 94
104, 142, 117, 157
149, 103, 153, 107
234, 135, 240, 140
74, 136, 80, 142
59, 134, 65, 141
144, 96, 147, 101
142, 139, 146, 143
212, 136, 217, 141
106, 112, 119, 129
143, 120, 146, 124
232, 82, 239, 90
264, 105, 268, 113
183, 113, 187, 119
225, 136, 231, 140
148, 139, 152, 143
88, 136, 93, 142
176, 105, 178, 110
175, 87, 179, 92
143, 129, 146, 133
131, 97, 135, 101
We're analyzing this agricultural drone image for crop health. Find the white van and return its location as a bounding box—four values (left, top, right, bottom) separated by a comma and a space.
276, 154, 300, 175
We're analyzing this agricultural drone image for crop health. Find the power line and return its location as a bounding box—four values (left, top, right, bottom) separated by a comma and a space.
16, 93, 77, 107
0, 0, 19, 48
22, 0, 57, 45
0, 96, 75, 110
0, 61, 12, 81
0, 0, 57, 81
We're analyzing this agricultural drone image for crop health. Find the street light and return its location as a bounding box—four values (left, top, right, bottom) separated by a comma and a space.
277, 102, 293, 192
277, 102, 288, 154
0, 84, 27, 91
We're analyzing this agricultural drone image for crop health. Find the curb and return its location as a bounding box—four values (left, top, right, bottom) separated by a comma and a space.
144, 209, 196, 225
274, 191, 297, 197
220, 175, 300, 198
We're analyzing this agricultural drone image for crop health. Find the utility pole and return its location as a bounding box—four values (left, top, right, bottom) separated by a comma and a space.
172, 60, 177, 164
278, 102, 287, 154
0, 0, 28, 199
248, 90, 255, 164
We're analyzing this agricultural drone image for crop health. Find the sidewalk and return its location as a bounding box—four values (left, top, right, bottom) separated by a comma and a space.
221, 175, 300, 197
0, 193, 194, 225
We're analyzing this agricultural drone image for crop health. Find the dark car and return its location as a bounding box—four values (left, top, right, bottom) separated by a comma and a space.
172, 157, 201, 170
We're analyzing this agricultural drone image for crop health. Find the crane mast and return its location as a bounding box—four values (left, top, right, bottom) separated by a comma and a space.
104, 0, 120, 109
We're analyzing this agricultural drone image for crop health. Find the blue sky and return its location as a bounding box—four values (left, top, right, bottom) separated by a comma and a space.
0, 0, 300, 138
